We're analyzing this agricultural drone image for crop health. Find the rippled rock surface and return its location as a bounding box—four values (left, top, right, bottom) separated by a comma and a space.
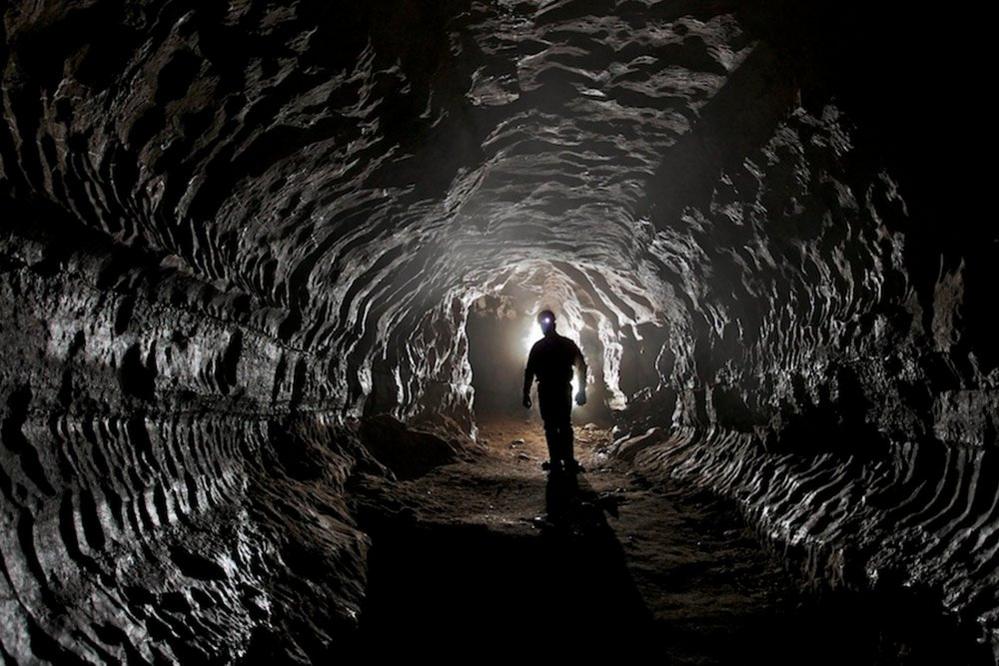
0, 0, 993, 662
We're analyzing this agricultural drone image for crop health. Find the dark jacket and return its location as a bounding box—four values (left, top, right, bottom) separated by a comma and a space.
524, 332, 587, 392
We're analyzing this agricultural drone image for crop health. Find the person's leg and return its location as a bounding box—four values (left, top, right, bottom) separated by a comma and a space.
557, 384, 574, 467
538, 387, 562, 470
564, 417, 576, 468
543, 420, 560, 464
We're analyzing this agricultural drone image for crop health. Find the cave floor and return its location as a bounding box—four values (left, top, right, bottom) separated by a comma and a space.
344, 417, 959, 663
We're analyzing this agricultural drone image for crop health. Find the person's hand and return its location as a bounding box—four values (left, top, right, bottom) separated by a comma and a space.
575, 390, 587, 406
523, 394, 532, 409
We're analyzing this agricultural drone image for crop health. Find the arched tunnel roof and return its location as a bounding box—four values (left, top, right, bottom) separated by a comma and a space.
0, 1, 994, 662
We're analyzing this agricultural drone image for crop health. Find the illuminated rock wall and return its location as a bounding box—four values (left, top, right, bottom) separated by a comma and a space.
1, 0, 992, 661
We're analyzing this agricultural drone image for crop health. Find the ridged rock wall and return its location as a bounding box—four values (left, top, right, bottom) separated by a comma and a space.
1, 0, 993, 662
0, 208, 388, 662
614, 8, 999, 659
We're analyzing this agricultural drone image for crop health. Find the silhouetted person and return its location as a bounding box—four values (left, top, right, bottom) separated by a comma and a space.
523, 309, 588, 474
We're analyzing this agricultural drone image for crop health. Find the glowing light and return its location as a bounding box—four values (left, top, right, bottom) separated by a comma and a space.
523, 329, 536, 355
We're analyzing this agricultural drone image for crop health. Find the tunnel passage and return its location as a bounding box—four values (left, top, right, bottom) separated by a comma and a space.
465, 293, 532, 418
0, 0, 995, 663
464, 281, 630, 424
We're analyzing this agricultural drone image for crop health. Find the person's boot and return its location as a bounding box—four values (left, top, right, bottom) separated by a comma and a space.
542, 459, 563, 474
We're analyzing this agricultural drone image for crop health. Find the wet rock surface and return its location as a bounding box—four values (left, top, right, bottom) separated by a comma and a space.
0, 0, 993, 662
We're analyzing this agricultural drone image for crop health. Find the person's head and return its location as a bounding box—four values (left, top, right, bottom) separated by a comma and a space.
537, 309, 556, 336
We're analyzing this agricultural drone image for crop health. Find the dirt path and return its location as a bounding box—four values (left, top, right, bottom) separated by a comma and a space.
344, 417, 967, 662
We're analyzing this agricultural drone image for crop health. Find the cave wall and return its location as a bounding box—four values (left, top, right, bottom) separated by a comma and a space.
0, 1, 485, 659
617, 4, 999, 657
0, 206, 386, 662
1, 0, 995, 662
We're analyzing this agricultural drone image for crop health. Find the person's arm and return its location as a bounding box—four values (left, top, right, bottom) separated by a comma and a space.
574, 344, 588, 405
523, 347, 535, 408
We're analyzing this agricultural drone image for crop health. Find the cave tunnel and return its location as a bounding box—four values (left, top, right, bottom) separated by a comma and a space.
0, 0, 994, 663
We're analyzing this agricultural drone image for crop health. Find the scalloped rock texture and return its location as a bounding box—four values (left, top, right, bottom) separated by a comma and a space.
0, 0, 994, 663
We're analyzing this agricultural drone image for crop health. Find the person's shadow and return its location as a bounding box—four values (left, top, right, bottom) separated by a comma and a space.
541, 468, 623, 533
536, 468, 656, 644
543, 470, 580, 528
